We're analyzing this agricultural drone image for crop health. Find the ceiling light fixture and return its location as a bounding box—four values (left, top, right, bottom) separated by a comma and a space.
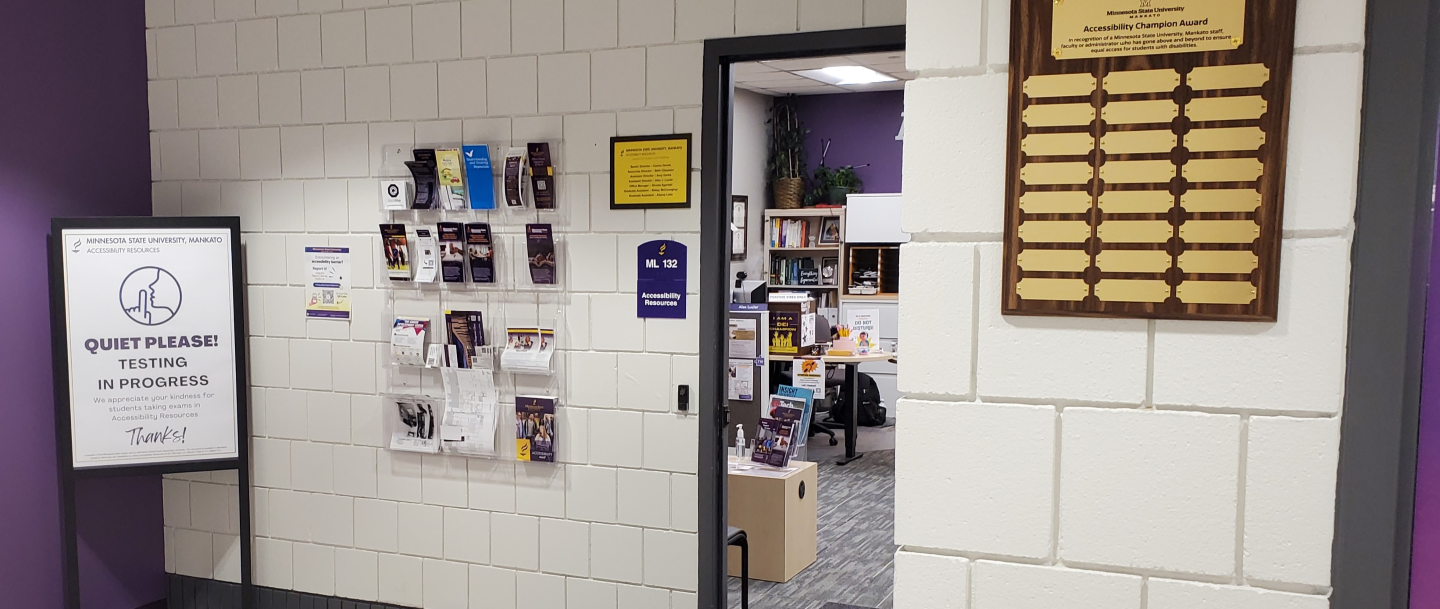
797, 65, 898, 86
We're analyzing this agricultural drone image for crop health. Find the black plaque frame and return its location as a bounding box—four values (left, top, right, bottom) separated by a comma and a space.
610, 133, 694, 209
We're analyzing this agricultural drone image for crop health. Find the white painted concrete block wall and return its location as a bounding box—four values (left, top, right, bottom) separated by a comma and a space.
895, 0, 1363, 607
148, 0, 904, 607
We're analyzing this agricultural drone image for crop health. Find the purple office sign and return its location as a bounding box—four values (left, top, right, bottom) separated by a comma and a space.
637, 240, 687, 319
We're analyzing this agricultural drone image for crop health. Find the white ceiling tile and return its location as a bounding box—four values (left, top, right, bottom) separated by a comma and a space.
760, 56, 858, 71
732, 62, 779, 76
848, 52, 906, 67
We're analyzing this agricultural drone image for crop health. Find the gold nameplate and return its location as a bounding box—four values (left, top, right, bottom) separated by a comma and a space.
1024, 73, 1097, 98
1023, 103, 1096, 127
1099, 190, 1174, 213
1181, 189, 1261, 212
1179, 220, 1260, 243
1103, 69, 1181, 95
1016, 278, 1089, 301
1176, 281, 1257, 304
1187, 96, 1268, 122
1102, 100, 1180, 125
1020, 190, 1092, 214
1018, 221, 1092, 243
1101, 130, 1178, 155
1095, 280, 1171, 303
1051, 0, 1247, 59
1096, 250, 1172, 273
1096, 220, 1173, 243
1183, 158, 1264, 183
1188, 64, 1270, 91
1021, 162, 1094, 185
1018, 249, 1091, 272
1023, 132, 1097, 156
1185, 127, 1266, 152
1177, 250, 1258, 274
1099, 160, 1176, 184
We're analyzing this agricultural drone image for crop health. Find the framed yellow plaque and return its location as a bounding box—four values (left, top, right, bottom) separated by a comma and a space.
1003, 0, 1296, 322
610, 134, 692, 209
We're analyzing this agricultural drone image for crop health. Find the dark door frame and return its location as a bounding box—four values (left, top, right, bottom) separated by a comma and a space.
697, 0, 1440, 604
697, 25, 906, 608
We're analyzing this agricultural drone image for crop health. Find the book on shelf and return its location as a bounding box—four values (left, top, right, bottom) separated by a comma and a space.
769, 218, 815, 249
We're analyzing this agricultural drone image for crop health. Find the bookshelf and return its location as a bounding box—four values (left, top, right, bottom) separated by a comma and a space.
764, 207, 845, 309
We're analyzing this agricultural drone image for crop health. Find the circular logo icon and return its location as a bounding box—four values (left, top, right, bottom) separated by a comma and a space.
388, 183, 401, 198
119, 267, 183, 326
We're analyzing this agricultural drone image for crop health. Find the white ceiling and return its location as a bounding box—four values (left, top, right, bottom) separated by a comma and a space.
733, 51, 912, 96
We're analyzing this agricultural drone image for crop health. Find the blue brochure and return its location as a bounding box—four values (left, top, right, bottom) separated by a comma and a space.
462, 145, 496, 210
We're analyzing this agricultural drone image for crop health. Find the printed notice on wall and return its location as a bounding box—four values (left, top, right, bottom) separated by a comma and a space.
60, 227, 239, 469
305, 246, 351, 320
1051, 0, 1245, 59
611, 135, 692, 209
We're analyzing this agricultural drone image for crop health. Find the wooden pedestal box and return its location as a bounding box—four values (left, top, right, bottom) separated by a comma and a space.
726, 460, 817, 583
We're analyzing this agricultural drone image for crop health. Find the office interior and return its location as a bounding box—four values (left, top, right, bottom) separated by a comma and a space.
724, 52, 910, 609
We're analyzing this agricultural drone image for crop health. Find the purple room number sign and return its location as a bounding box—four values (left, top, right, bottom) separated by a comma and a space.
637, 240, 687, 319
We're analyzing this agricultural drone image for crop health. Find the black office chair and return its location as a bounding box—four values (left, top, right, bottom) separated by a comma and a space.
727, 526, 749, 609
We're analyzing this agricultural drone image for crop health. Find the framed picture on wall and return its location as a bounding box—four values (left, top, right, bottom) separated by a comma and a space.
818, 217, 841, 246
731, 195, 748, 261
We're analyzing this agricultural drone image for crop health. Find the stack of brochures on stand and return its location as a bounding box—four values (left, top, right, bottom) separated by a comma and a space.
500, 327, 556, 375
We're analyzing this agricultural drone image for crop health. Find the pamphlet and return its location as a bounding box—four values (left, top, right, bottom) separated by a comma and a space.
441, 367, 500, 457
436, 148, 467, 210
444, 310, 486, 368
500, 327, 556, 374
527, 142, 555, 210
304, 246, 351, 320
525, 224, 556, 285
465, 223, 496, 284
391, 397, 440, 452
414, 228, 439, 283
380, 179, 410, 210
406, 149, 438, 209
391, 317, 429, 366
752, 418, 796, 468
727, 359, 753, 401
773, 385, 814, 449
515, 396, 557, 462
503, 147, 526, 208
437, 222, 465, 283
728, 318, 758, 359
846, 308, 879, 355
462, 145, 496, 210
380, 224, 411, 281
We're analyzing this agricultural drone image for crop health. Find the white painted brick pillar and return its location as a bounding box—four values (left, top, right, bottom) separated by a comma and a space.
894, 0, 1365, 607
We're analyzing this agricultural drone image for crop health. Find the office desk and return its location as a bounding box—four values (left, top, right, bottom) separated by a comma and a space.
769, 352, 895, 465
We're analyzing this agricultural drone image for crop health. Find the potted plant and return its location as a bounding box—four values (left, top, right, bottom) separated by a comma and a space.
806, 139, 865, 205
767, 95, 807, 209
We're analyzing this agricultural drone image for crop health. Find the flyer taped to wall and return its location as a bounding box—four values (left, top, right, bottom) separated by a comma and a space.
728, 359, 754, 401
304, 246, 351, 319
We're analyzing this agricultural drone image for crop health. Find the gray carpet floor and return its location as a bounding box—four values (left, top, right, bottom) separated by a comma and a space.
727, 448, 897, 609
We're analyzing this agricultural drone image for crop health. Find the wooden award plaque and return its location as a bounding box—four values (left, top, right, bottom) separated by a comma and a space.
1002, 0, 1297, 321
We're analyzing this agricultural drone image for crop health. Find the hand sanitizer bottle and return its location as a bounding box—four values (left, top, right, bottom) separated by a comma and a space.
734, 425, 745, 459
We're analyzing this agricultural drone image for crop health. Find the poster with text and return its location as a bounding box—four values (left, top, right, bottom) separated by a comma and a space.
61, 227, 239, 469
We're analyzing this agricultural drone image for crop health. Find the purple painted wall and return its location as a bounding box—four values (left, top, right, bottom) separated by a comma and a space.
0, 3, 160, 609
792, 90, 905, 195
1415, 158, 1440, 607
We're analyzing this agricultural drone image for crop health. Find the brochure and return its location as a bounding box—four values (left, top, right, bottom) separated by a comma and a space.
727, 359, 754, 401
503, 147, 526, 208
465, 223, 496, 284
500, 327, 556, 375
380, 224, 411, 281
436, 148, 467, 210
846, 308, 879, 355
406, 149, 438, 209
444, 310, 486, 368
462, 145, 496, 210
414, 228, 439, 283
515, 396, 557, 462
751, 418, 796, 468
381, 179, 409, 210
436, 223, 465, 283
304, 246, 351, 320
441, 367, 500, 457
525, 224, 556, 285
391, 317, 429, 366
527, 142, 556, 210
391, 397, 440, 452
773, 385, 814, 448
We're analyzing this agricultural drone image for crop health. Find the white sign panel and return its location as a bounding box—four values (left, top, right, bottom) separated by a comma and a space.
61, 227, 239, 469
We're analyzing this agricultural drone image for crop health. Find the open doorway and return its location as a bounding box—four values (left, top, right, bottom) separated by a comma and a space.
697, 26, 907, 609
